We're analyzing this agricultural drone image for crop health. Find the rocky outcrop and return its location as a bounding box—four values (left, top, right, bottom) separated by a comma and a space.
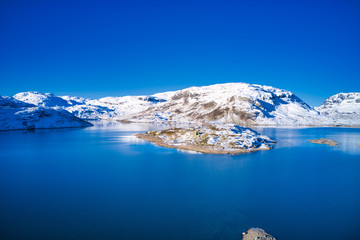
242, 228, 276, 240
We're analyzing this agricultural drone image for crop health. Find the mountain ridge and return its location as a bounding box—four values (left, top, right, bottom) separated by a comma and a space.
4, 82, 359, 128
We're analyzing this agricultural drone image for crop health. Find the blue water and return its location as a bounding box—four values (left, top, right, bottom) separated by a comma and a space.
0, 123, 360, 240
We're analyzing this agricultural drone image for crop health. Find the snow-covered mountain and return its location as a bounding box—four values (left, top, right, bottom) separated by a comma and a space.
316, 92, 360, 126
14, 91, 71, 107
0, 96, 91, 131
128, 83, 331, 126
9, 83, 360, 127
82, 96, 166, 120
13, 91, 167, 120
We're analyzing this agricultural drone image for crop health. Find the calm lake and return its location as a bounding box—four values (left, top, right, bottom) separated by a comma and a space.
0, 122, 359, 240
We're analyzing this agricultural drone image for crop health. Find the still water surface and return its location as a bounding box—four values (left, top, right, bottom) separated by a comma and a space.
0, 123, 359, 239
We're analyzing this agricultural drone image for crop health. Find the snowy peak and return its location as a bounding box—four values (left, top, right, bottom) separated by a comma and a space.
13, 91, 71, 108
317, 92, 360, 111
169, 83, 312, 113
316, 92, 360, 125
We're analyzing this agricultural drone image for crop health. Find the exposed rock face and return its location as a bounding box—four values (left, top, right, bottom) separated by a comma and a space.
0, 95, 92, 131
129, 83, 330, 126
316, 92, 360, 126
242, 228, 276, 240
135, 124, 276, 154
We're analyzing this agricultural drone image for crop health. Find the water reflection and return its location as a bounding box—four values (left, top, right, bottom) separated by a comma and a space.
330, 131, 360, 154
1, 123, 360, 240
116, 135, 147, 144
255, 127, 360, 155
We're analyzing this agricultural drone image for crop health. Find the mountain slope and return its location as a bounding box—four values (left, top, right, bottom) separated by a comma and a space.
0, 96, 92, 130
128, 83, 331, 126
14, 91, 71, 107
0, 96, 35, 108
13, 91, 167, 120
316, 92, 360, 125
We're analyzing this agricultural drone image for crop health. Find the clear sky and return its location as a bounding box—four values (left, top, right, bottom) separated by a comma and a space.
1, 0, 359, 106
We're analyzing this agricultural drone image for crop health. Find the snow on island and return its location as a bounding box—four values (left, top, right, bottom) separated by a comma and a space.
0, 96, 92, 131
135, 124, 276, 154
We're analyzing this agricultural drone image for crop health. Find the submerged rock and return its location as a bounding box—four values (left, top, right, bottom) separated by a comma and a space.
242, 228, 276, 240
135, 124, 276, 154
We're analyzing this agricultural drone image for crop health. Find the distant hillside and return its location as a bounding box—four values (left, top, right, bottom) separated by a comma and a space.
316, 92, 360, 126
0, 95, 91, 131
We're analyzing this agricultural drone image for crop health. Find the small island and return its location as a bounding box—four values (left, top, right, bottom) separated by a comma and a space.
242, 228, 276, 240
308, 138, 339, 146
135, 124, 276, 154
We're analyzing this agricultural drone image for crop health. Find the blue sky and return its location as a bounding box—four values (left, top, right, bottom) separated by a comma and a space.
1, 0, 359, 106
